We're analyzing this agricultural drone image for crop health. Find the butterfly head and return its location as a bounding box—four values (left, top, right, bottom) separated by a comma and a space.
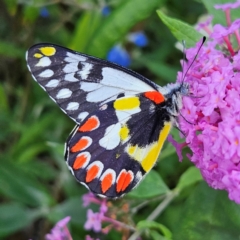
159, 82, 189, 118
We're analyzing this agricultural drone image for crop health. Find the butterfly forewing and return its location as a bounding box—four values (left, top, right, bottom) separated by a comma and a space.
26, 44, 157, 124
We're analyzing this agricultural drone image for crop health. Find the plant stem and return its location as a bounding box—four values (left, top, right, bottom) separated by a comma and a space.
128, 190, 178, 240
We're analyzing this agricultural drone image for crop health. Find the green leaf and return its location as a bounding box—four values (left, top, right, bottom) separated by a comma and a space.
23, 5, 39, 23
3, 0, 17, 15
0, 202, 40, 237
0, 84, 8, 112
49, 196, 88, 225
17, 143, 49, 163
157, 10, 203, 48
0, 41, 24, 58
87, 0, 165, 57
150, 230, 167, 240
128, 170, 169, 199
69, 11, 102, 52
12, 115, 56, 157
0, 161, 53, 207
137, 220, 172, 238
176, 182, 240, 240
141, 60, 178, 83
176, 167, 202, 191
201, 0, 240, 25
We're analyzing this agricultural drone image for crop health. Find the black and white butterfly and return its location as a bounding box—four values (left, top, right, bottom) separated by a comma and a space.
26, 43, 189, 198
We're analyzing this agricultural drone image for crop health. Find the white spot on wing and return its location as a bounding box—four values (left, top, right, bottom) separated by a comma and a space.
101, 67, 154, 93
82, 67, 154, 104
78, 112, 89, 121
65, 52, 86, 62
78, 62, 92, 80
63, 62, 78, 73
135, 171, 143, 182
45, 79, 59, 88
56, 88, 72, 99
115, 107, 141, 122
99, 123, 121, 150
66, 102, 79, 111
86, 86, 120, 102
97, 194, 107, 198
39, 69, 54, 78
80, 82, 101, 92
36, 57, 51, 67
65, 73, 78, 82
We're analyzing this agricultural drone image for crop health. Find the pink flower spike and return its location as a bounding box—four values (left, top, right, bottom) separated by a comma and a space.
85, 235, 100, 240
82, 192, 101, 207
84, 209, 102, 232
196, 15, 213, 34
45, 216, 72, 240
214, 0, 240, 10
99, 200, 108, 215
167, 135, 187, 162
175, 16, 240, 204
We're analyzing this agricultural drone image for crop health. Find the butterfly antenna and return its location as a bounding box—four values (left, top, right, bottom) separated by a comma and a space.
180, 36, 206, 87
180, 40, 187, 83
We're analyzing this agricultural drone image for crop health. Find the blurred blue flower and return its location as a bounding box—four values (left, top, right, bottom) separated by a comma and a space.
107, 45, 131, 67
40, 7, 49, 18
101, 6, 111, 16
128, 31, 148, 47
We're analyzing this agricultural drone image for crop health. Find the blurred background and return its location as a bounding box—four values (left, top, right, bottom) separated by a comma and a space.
1, 0, 239, 240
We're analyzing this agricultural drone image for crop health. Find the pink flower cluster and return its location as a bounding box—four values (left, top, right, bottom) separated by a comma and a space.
172, 1, 240, 203
45, 216, 72, 240
83, 193, 108, 233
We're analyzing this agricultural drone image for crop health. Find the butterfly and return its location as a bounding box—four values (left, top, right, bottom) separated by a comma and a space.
26, 44, 189, 199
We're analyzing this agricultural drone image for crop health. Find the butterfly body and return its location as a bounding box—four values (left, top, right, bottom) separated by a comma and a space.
26, 44, 188, 198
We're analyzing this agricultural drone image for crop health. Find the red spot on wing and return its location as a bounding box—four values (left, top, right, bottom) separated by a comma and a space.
144, 91, 164, 104
79, 116, 99, 132
116, 170, 133, 193
86, 165, 99, 183
101, 173, 113, 193
73, 152, 89, 170
71, 137, 90, 152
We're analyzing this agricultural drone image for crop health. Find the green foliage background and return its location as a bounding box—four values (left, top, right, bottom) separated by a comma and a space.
1, 0, 240, 239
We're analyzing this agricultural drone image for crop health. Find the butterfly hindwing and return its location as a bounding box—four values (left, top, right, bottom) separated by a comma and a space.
65, 94, 172, 198
26, 44, 158, 124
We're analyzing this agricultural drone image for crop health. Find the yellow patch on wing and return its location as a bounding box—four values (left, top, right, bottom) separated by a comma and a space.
114, 97, 140, 110
127, 145, 146, 162
141, 122, 171, 172
119, 125, 129, 141
128, 145, 137, 155
34, 53, 43, 58
126, 122, 172, 172
40, 47, 56, 56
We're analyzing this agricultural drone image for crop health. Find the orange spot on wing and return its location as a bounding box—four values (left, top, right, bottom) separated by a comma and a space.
116, 170, 133, 193
144, 91, 164, 104
79, 116, 99, 132
73, 153, 88, 170
101, 173, 113, 193
86, 165, 99, 183
71, 138, 90, 152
